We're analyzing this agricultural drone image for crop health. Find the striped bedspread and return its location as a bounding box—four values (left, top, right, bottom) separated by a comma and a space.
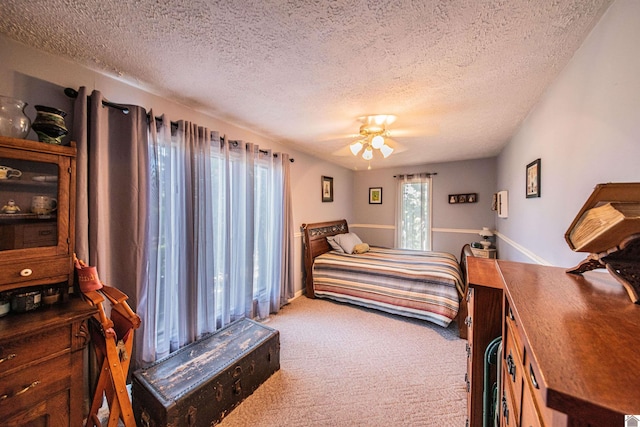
312, 247, 463, 327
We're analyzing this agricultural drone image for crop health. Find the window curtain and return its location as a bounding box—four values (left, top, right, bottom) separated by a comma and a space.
71, 87, 149, 310
395, 173, 432, 250
138, 114, 295, 366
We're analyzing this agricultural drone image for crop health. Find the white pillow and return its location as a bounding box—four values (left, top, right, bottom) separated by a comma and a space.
326, 235, 345, 253
332, 232, 363, 254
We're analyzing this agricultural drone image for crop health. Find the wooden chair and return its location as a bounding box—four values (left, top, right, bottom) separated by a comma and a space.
76, 256, 141, 427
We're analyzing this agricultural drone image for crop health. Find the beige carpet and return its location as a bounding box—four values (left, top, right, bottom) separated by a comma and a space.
218, 297, 467, 427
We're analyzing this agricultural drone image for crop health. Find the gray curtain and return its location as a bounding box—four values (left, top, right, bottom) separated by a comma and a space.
71, 88, 149, 308
279, 153, 295, 307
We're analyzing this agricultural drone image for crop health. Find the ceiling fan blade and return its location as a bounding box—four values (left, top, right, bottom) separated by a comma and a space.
332, 144, 359, 156
383, 137, 408, 154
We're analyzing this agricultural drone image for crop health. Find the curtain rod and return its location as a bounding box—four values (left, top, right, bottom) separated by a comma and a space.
65, 88, 293, 163
393, 172, 437, 178
64, 87, 130, 114
227, 139, 294, 163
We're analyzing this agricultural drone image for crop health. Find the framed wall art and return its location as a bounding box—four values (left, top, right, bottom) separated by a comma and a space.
448, 193, 478, 204
526, 159, 541, 198
369, 187, 382, 204
322, 176, 334, 202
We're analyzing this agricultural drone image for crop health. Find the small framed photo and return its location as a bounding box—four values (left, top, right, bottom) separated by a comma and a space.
458, 194, 467, 203
369, 187, 382, 204
322, 176, 334, 202
449, 195, 458, 204
526, 159, 541, 198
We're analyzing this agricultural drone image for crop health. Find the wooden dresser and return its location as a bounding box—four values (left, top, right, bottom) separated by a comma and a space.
0, 299, 94, 425
465, 256, 504, 427
493, 260, 640, 426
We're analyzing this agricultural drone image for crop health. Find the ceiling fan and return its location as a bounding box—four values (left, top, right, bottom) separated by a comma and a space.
332, 114, 407, 160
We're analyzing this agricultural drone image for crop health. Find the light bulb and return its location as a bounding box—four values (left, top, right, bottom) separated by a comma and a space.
380, 144, 394, 158
371, 135, 384, 149
362, 147, 373, 160
349, 141, 363, 156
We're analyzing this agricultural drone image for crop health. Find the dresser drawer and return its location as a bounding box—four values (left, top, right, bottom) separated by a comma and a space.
22, 222, 58, 247
503, 325, 523, 419
0, 353, 71, 418
501, 372, 518, 427
0, 256, 70, 286
521, 376, 543, 427
0, 326, 71, 374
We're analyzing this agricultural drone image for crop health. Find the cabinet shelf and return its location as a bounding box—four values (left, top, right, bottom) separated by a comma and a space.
0, 213, 56, 221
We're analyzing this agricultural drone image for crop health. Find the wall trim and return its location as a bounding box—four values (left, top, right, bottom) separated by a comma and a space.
432, 227, 483, 234
494, 231, 552, 266
349, 223, 395, 230
351, 224, 489, 235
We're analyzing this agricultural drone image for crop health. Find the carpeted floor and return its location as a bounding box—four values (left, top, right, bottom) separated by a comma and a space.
217, 296, 467, 427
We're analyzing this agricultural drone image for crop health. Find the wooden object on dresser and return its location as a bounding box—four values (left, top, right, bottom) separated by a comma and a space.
464, 256, 503, 427
0, 136, 95, 425
470, 247, 497, 259
499, 260, 640, 426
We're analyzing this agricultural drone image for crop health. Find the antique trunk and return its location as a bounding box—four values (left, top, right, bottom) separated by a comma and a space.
132, 318, 280, 427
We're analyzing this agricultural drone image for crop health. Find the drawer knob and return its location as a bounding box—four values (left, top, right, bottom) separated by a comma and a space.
502, 391, 510, 425
529, 364, 540, 389
14, 380, 40, 396
507, 352, 517, 382
19, 268, 33, 277
0, 353, 17, 364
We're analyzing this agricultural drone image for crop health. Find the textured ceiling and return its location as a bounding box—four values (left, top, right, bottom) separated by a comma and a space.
0, 0, 612, 169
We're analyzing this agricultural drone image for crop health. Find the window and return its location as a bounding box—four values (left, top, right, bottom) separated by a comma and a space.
395, 174, 432, 250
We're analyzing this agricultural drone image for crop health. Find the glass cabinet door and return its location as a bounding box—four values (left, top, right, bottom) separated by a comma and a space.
0, 156, 59, 251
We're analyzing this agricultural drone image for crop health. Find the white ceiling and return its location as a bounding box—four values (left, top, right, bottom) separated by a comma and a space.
0, 0, 612, 169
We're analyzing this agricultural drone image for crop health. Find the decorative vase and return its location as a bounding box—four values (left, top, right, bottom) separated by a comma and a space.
0, 95, 31, 139
31, 105, 68, 145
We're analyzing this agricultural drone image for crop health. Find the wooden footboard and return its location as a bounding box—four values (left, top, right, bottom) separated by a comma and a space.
301, 219, 349, 298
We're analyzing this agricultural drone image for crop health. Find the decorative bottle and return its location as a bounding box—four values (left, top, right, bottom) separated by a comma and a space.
0, 95, 31, 139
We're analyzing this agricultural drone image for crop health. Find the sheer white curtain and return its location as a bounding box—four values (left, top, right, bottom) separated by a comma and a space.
395, 173, 432, 250
138, 115, 294, 366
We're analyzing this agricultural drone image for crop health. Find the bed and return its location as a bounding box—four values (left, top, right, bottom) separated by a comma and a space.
302, 219, 466, 328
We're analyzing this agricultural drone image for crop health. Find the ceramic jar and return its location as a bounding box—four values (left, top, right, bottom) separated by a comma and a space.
0, 95, 31, 139
31, 105, 68, 144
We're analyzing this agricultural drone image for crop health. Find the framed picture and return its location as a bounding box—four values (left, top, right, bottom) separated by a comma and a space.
448, 193, 478, 204
526, 159, 541, 198
322, 176, 333, 202
369, 187, 382, 204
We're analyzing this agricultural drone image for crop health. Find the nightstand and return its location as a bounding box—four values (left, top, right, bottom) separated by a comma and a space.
470, 247, 497, 259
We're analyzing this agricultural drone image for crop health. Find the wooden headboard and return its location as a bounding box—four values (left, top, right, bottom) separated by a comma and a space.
301, 219, 349, 298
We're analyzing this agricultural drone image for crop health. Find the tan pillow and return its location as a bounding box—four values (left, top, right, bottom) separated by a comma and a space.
353, 243, 370, 254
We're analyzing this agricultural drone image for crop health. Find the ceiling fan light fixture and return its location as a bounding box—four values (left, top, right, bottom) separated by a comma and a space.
371, 134, 384, 149
349, 141, 364, 156
362, 146, 373, 160
380, 144, 394, 158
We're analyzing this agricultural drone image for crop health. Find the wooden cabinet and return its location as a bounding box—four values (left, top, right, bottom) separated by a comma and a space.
498, 260, 640, 426
0, 299, 94, 425
0, 136, 76, 294
465, 257, 503, 427
0, 136, 94, 425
